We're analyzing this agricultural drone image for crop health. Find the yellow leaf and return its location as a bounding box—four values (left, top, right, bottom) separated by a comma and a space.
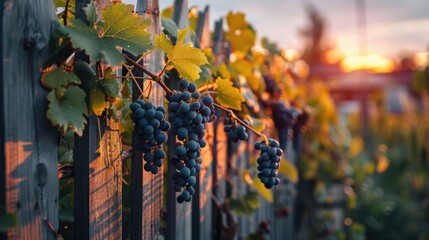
251, 176, 273, 203
279, 159, 299, 183
376, 155, 389, 173
217, 63, 231, 79
226, 12, 248, 31
90, 87, 107, 116
251, 51, 266, 67
225, 12, 255, 57
156, 28, 208, 81
215, 77, 245, 110
230, 59, 253, 75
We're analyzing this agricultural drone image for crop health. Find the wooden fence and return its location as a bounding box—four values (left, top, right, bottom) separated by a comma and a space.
1, 0, 301, 239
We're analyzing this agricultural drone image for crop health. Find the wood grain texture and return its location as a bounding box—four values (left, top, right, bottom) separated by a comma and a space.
132, 0, 164, 239
74, 1, 122, 239
168, 1, 192, 240
2, 0, 59, 239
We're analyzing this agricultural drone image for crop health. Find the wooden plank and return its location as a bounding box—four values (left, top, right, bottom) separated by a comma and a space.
131, 1, 164, 239
0, 1, 6, 238
167, 1, 192, 240
211, 119, 228, 240
195, 6, 210, 49
74, 1, 122, 239
191, 5, 213, 240
2, 0, 59, 239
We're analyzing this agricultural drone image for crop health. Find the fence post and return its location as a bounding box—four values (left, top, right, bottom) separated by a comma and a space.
74, 1, 122, 239
2, 0, 59, 239
129, 0, 164, 239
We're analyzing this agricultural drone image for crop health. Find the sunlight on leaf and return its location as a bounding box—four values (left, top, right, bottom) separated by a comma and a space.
63, 4, 152, 66
279, 158, 299, 183
156, 28, 208, 81
42, 68, 81, 89
215, 77, 245, 110
251, 176, 273, 203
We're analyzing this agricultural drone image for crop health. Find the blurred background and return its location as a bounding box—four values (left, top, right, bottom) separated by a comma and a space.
128, 0, 429, 239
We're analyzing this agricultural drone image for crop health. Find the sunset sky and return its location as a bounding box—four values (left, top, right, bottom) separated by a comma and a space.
124, 0, 429, 58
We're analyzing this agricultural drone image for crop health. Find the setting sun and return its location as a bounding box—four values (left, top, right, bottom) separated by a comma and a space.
340, 54, 395, 73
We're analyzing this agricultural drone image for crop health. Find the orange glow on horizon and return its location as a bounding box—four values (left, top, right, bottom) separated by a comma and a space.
340, 54, 395, 73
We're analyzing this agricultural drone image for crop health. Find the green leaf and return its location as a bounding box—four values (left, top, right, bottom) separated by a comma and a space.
194, 65, 213, 87
74, 60, 97, 96
84, 1, 97, 27
90, 85, 107, 116
42, 68, 81, 89
47, 86, 88, 136
156, 28, 208, 81
161, 17, 178, 38
0, 210, 18, 231
215, 77, 245, 110
63, 4, 152, 66
98, 78, 119, 98
279, 159, 299, 183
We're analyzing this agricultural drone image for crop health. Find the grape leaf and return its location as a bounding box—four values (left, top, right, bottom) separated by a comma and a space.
90, 86, 107, 116
215, 77, 245, 110
251, 176, 273, 203
161, 17, 178, 38
63, 4, 152, 66
47, 86, 88, 136
98, 78, 119, 98
242, 170, 273, 203
42, 68, 81, 89
156, 28, 208, 81
225, 12, 255, 57
84, 1, 97, 27
279, 159, 299, 183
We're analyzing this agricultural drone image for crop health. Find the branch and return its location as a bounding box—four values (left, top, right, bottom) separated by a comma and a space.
212, 102, 269, 144
62, 0, 71, 26
122, 53, 173, 96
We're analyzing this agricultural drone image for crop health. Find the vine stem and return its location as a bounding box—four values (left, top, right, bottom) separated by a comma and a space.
212, 102, 269, 144
121, 53, 173, 96
62, 0, 71, 26
158, 60, 170, 77
113, 76, 151, 80
123, 64, 145, 99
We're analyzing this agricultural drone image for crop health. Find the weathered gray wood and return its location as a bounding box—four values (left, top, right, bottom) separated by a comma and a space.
74, 1, 122, 239
0, 1, 6, 238
133, 0, 164, 239
2, 0, 59, 239
168, 1, 192, 240
195, 6, 210, 49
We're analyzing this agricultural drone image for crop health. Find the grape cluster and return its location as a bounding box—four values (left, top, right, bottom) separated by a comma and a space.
255, 139, 282, 189
130, 99, 170, 174
168, 80, 215, 203
271, 102, 299, 150
223, 119, 248, 142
